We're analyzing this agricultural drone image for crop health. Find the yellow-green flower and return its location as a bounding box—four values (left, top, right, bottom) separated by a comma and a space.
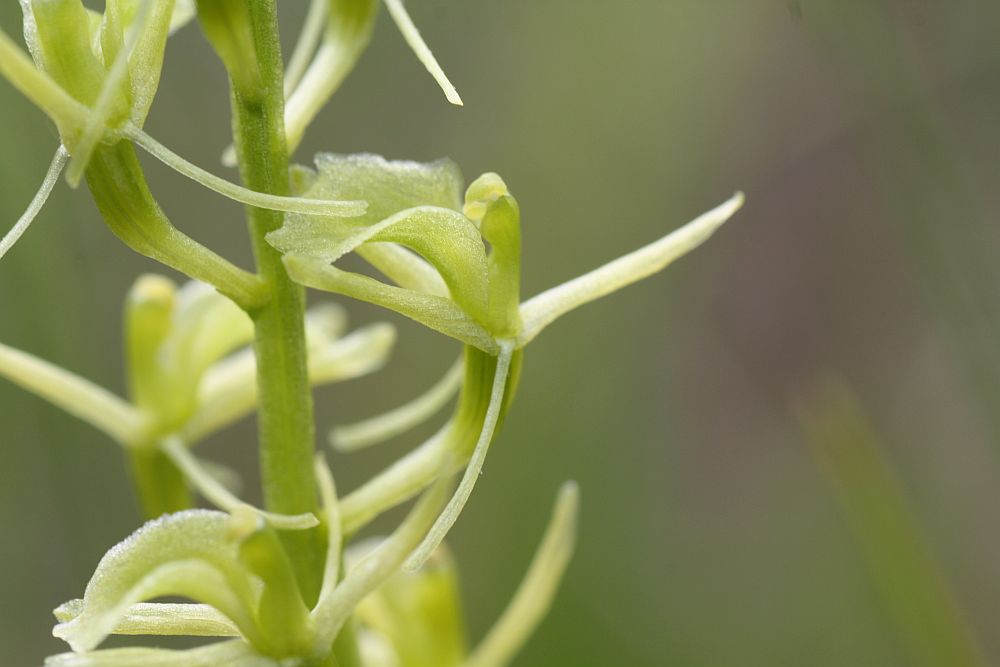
268, 152, 743, 567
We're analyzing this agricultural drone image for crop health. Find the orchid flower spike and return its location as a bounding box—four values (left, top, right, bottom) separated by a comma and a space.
267, 152, 744, 567
0, 274, 395, 520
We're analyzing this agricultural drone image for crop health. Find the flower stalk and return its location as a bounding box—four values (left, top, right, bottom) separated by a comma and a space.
199, 0, 327, 604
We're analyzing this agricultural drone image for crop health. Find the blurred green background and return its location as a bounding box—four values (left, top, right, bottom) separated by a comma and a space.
3, 1, 1000, 665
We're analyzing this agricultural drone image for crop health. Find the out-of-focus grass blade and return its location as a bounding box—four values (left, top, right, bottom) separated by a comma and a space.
794, 376, 987, 667
800, 1, 1000, 446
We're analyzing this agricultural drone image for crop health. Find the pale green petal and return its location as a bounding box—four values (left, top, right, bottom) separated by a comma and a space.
271, 153, 462, 295
358, 242, 448, 296
284, 0, 327, 95
291, 205, 489, 320
129, 279, 252, 427
332, 358, 462, 452
65, 0, 174, 185
168, 281, 253, 378
128, 0, 184, 126
284, 0, 379, 152
340, 423, 452, 535
54, 599, 240, 637
0, 144, 68, 260
311, 478, 451, 654
160, 438, 319, 531
0, 341, 147, 445
309, 322, 396, 384
269, 153, 464, 261
284, 256, 499, 354
306, 301, 350, 343
405, 341, 515, 571
517, 192, 745, 348
357, 630, 403, 667
340, 346, 521, 534
463, 483, 579, 667
126, 127, 367, 217
169, 0, 197, 34
180, 348, 255, 443
294, 152, 462, 226
383, 0, 462, 106
0, 26, 90, 135
53, 510, 261, 652
315, 455, 343, 605
56, 559, 258, 652
354, 543, 466, 666
182, 318, 390, 444
45, 640, 274, 667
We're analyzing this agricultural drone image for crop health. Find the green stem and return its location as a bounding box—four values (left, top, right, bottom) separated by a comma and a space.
127, 447, 192, 519
229, 0, 324, 605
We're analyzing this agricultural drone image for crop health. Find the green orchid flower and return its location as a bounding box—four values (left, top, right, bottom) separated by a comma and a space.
48, 459, 578, 667
0, 0, 367, 308
267, 152, 744, 567
0, 273, 394, 520
46, 455, 450, 667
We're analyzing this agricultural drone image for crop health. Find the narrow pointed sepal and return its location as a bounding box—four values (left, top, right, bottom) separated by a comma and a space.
517, 192, 745, 348
331, 358, 463, 452
383, 0, 463, 106
462, 482, 579, 667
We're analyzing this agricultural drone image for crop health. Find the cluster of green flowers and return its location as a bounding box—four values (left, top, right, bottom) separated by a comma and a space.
0, 1, 742, 666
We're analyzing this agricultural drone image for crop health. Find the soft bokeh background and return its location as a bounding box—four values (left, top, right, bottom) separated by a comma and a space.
3, 1, 1000, 665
